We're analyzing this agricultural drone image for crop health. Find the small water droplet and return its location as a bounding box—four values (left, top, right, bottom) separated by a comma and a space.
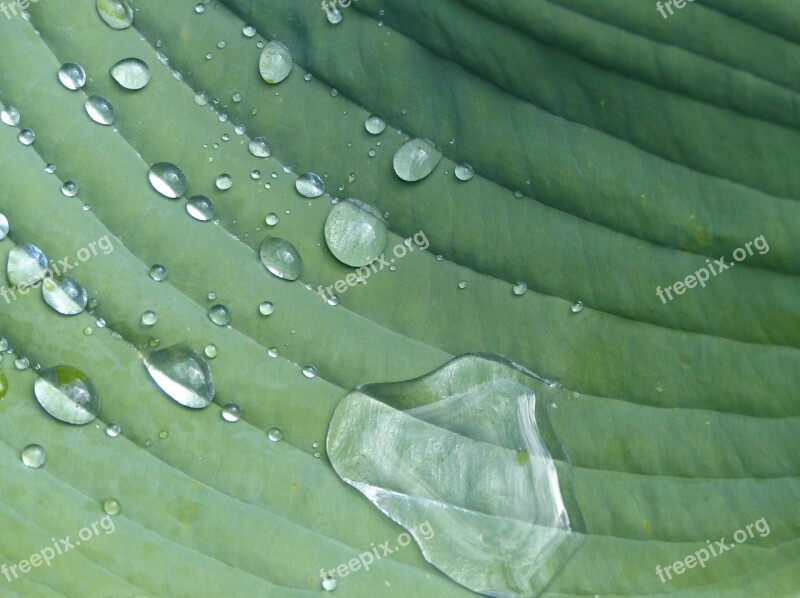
208, 304, 231, 326
330, 88, 339, 97
248, 137, 272, 158
15, 357, 29, 370
34, 365, 99, 425
105, 423, 121, 437
295, 172, 325, 198
303, 73, 313, 82
143, 343, 215, 409
110, 58, 150, 90
217, 40, 227, 49
259, 237, 302, 280
368, 149, 376, 158
102, 498, 121, 516
7, 243, 48, 287
324, 199, 388, 268
207, 291, 217, 301
18, 129, 35, 145
365, 115, 385, 135
326, 293, 340, 306
393, 138, 442, 181
267, 347, 279, 358
194, 91, 209, 106
251, 170, 261, 180
21, 444, 46, 468
57, 62, 87, 90
141, 310, 158, 326
148, 162, 188, 199
347, 172, 357, 183
259, 40, 293, 84
258, 301, 275, 316
571, 301, 583, 314
42, 277, 88, 315
215, 173, 233, 190
97, 0, 134, 29
322, 576, 337, 591
61, 181, 79, 197
0, 214, 8, 240
455, 163, 474, 181
458, 280, 467, 289
194, 3, 205, 13
149, 264, 167, 281
83, 326, 93, 336
1, 106, 20, 127
302, 365, 317, 379
513, 282, 527, 296
514, 190, 523, 199
44, 163, 56, 174
231, 92, 243, 103
222, 402, 241, 422
267, 427, 283, 442
325, 5, 343, 23
186, 195, 216, 221
242, 24, 256, 37
264, 213, 279, 227
204, 344, 218, 359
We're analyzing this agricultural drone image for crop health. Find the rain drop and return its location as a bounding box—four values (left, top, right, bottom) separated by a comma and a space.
259, 301, 274, 316
148, 162, 188, 199
265, 213, 278, 226
455, 163, 474, 181
513, 282, 527, 296
0, 214, 8, 240
322, 576, 337, 591
242, 24, 256, 37
186, 195, 216, 221
141, 310, 158, 326
259, 237, 303, 281
365, 115, 385, 135
42, 277, 89, 315
149, 264, 167, 281
325, 5, 343, 23
85, 96, 116, 125
248, 137, 272, 158
194, 91, 209, 106
295, 172, 325, 198
1, 106, 20, 127
393, 138, 442, 182
110, 58, 150, 90
222, 403, 241, 422
143, 343, 215, 409
215, 173, 233, 190
34, 365, 100, 425
302, 365, 317, 379
61, 181, 79, 197
7, 243, 48, 287
204, 344, 218, 359
15, 357, 29, 371
96, 0, 134, 29
571, 301, 583, 314
18, 129, 35, 145
44, 163, 56, 174
57, 62, 87, 90
105, 423, 121, 437
267, 347, 279, 358
267, 427, 283, 442
208, 304, 231, 326
324, 199, 388, 267
258, 41, 293, 84
103, 498, 121, 516
21, 444, 46, 468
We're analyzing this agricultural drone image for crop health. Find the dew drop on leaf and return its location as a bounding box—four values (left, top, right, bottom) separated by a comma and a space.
258, 41, 293, 85
393, 138, 442, 182
110, 58, 150, 90
148, 162, 188, 199
7, 243, 48, 287
208, 304, 231, 326
57, 62, 86, 90
96, 0, 134, 30
259, 237, 303, 281
42, 277, 88, 316
324, 199, 388, 268
143, 343, 215, 409
295, 173, 325, 198
34, 365, 100, 425
21, 444, 45, 469
186, 195, 216, 221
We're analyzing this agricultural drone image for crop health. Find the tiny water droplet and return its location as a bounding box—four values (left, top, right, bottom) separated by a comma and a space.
242, 24, 256, 37
232, 92, 243, 103
105, 423, 121, 437
44, 163, 56, 174
325, 5, 343, 23
571, 301, 583, 313
259, 301, 275, 316
514, 190, 523, 199
207, 291, 217, 301
148, 162, 188, 199
194, 3, 205, 13
141, 310, 158, 326
204, 344, 217, 359
513, 282, 527, 296
322, 576, 337, 591
303, 73, 313, 82
455, 163, 474, 181
265, 213, 278, 226
368, 149, 376, 158
251, 170, 261, 180
149, 264, 167, 281
34, 365, 99, 425
302, 365, 317, 379
295, 173, 325, 198
222, 402, 241, 422
326, 293, 339, 306
0, 214, 8, 240
15, 357, 29, 370
103, 498, 121, 516
458, 280, 467, 289
61, 181, 79, 197
194, 91, 209, 106
21, 444, 46, 468
208, 304, 231, 326
217, 40, 227, 49
18, 129, 35, 145
267, 347, 279, 358
267, 427, 283, 442
259, 41, 293, 84
259, 237, 303, 280
57, 62, 87, 90
330, 88, 339, 97
365, 115, 385, 135
215, 173, 233, 190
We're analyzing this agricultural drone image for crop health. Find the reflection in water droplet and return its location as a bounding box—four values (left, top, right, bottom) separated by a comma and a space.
265, 213, 278, 226
267, 347, 279, 358
295, 172, 325, 198
7, 243, 48, 287
222, 403, 241, 422
259, 301, 274, 316
194, 3, 205, 13
1, 106, 20, 127
141, 310, 158, 326
215, 174, 233, 190
61, 181, 79, 197
22, 444, 46, 468
106, 423, 121, 437
96, 0, 134, 29
0, 214, 8, 240
208, 304, 231, 326
365, 115, 386, 135
571, 301, 583, 314
148, 162, 187, 199
259, 41, 293, 84
143, 343, 215, 409
267, 427, 283, 442
57, 62, 87, 90
322, 576, 337, 591
242, 24, 256, 37
249, 137, 272, 158
34, 365, 100, 425
103, 498, 121, 516
302, 365, 317, 379
15, 357, 29, 371
513, 282, 527, 296
458, 280, 467, 289
393, 138, 442, 182
85, 95, 116, 125
186, 195, 216, 221
149, 264, 167, 281
18, 129, 35, 145
455, 164, 474, 181
259, 237, 302, 281
110, 58, 150, 90
45, 163, 56, 174
324, 199, 388, 268
42, 277, 88, 315
204, 344, 218, 359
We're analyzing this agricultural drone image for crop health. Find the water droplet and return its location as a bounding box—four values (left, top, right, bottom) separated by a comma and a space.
204, 344, 218, 359
194, 3, 205, 13
259, 301, 275, 316
208, 304, 231, 326
325, 5, 343, 23
186, 195, 216, 221
83, 326, 93, 336
61, 181, 78, 197
571, 301, 583, 314
148, 264, 167, 281
0, 214, 8, 240
57, 62, 87, 90
42, 277, 88, 315
259, 237, 302, 281
393, 138, 442, 181
455, 163, 474, 181
514, 190, 524, 199
207, 291, 217, 301
222, 402, 241, 422
96, 0, 133, 29
259, 41, 293, 84
326, 293, 340, 306
365, 115, 385, 135
105, 423, 121, 437
21, 444, 45, 468
143, 343, 215, 409
295, 172, 325, 198
141, 310, 158, 326
265, 213, 279, 226
251, 169, 261, 180
110, 58, 150, 90
148, 162, 187, 199
458, 280, 467, 289
242, 24, 256, 37
324, 199, 388, 267
231, 92, 243, 103
18, 129, 35, 145
44, 163, 56, 174
102, 498, 121, 516
7, 243, 48, 287
302, 365, 317, 379
267, 347, 279, 358
15, 357, 29, 371
217, 40, 227, 49
193, 91, 209, 106
368, 149, 376, 158
330, 88, 339, 97
267, 427, 283, 442
34, 365, 99, 425
85, 95, 116, 125
1, 106, 20, 127
322, 576, 337, 591
513, 282, 527, 296
215, 173, 233, 190
248, 137, 272, 158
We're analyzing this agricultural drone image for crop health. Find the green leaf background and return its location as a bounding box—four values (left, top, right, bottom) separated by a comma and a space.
0, 0, 797, 596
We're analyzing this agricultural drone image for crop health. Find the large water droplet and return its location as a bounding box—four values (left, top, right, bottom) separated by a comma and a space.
295, 172, 325, 198
143, 343, 215, 409
21, 444, 46, 468
258, 41, 293, 84
393, 138, 442, 182
57, 62, 87, 90
85, 95, 116, 126
259, 237, 302, 281
249, 137, 272, 158
148, 162, 187, 199
365, 115, 385, 135
0, 214, 8, 240
186, 195, 215, 221
208, 304, 231, 326
42, 277, 88, 315
1, 106, 20, 127
7, 243, 48, 287
34, 365, 100, 425
324, 199, 388, 267
110, 58, 150, 90
96, 0, 133, 29
222, 402, 241, 422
